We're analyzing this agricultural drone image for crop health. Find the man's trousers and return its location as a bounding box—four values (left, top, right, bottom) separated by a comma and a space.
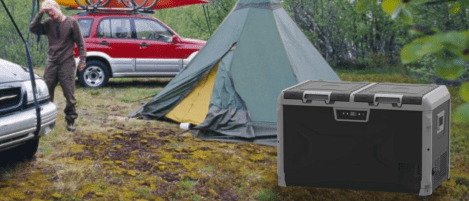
43, 57, 78, 124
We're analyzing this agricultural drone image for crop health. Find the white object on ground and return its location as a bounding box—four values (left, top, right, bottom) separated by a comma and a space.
180, 123, 190, 130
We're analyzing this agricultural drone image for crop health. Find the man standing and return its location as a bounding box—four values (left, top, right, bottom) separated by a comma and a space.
30, 0, 86, 131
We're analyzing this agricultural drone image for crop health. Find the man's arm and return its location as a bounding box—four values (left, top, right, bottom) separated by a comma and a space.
72, 19, 86, 71
30, 11, 47, 35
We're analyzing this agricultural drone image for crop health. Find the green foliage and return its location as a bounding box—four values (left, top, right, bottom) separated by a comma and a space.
0, 0, 50, 67
460, 82, 469, 102
257, 188, 280, 201
453, 102, 469, 123
355, 0, 469, 124
178, 178, 196, 190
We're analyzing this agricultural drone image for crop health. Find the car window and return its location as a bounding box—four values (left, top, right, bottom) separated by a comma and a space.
134, 19, 173, 42
78, 19, 93, 38
97, 19, 111, 38
110, 18, 132, 39
97, 18, 131, 39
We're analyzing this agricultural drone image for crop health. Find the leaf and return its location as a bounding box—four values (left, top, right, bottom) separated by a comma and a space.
434, 58, 466, 80
400, 36, 442, 63
399, 8, 413, 24
416, 36, 444, 56
356, 0, 371, 13
401, 43, 423, 64
452, 102, 469, 123
460, 82, 469, 102
440, 31, 469, 51
383, 0, 402, 15
449, 2, 462, 15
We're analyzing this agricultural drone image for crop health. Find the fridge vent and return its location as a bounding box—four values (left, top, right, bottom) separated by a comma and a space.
434, 151, 448, 183
398, 163, 421, 190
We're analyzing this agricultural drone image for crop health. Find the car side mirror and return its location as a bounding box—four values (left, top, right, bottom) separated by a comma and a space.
172, 35, 181, 44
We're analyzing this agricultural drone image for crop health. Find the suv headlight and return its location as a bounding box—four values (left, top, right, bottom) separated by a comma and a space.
22, 79, 49, 104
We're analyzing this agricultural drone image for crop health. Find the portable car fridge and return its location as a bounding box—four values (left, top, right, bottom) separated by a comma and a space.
277, 80, 451, 196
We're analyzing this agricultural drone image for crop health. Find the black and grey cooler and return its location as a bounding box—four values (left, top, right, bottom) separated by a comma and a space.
277, 80, 451, 196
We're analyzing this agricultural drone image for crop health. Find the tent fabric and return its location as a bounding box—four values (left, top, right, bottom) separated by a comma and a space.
230, 8, 297, 123
164, 62, 220, 125
129, 0, 341, 146
235, 2, 282, 10
131, 9, 251, 119
274, 9, 340, 83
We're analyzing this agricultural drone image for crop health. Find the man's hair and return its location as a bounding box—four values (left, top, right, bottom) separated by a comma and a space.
42, 0, 60, 10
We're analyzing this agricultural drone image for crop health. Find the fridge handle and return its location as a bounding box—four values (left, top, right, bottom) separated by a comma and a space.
373, 94, 403, 107
303, 91, 332, 104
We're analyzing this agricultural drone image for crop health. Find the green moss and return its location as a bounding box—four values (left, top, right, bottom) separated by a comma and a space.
257, 188, 280, 201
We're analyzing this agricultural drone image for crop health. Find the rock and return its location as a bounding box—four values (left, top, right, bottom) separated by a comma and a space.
51, 193, 62, 199
209, 189, 217, 196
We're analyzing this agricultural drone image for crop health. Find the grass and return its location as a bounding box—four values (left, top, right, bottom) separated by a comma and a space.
0, 67, 467, 201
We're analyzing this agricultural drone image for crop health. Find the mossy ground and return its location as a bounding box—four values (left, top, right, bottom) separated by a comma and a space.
0, 70, 467, 201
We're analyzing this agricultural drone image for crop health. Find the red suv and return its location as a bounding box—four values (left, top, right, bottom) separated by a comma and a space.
72, 12, 206, 88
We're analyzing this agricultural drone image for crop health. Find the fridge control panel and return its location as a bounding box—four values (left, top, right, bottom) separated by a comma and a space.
334, 108, 369, 122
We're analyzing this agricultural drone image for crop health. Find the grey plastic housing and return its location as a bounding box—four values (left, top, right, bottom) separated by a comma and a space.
277, 81, 451, 196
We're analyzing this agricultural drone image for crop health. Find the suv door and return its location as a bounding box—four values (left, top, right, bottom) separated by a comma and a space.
96, 17, 139, 73
133, 18, 180, 74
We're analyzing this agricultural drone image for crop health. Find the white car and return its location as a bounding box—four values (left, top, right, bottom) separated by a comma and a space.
0, 58, 57, 160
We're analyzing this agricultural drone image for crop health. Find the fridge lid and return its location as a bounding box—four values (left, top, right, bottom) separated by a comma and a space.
284, 81, 371, 103
354, 83, 440, 106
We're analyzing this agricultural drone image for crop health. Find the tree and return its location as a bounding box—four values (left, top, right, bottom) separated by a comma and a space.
355, 0, 469, 123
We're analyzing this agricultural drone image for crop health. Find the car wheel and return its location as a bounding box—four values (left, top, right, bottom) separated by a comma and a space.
14, 139, 39, 161
79, 60, 110, 88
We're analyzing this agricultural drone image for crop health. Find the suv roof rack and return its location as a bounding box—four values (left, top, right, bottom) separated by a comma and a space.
66, 6, 155, 15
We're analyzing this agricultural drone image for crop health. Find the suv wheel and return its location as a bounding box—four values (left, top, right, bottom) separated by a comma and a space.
79, 60, 110, 88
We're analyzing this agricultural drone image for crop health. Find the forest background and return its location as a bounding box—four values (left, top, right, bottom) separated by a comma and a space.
0, 0, 468, 121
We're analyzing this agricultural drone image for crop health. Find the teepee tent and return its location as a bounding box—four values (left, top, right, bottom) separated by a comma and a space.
129, 0, 341, 146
